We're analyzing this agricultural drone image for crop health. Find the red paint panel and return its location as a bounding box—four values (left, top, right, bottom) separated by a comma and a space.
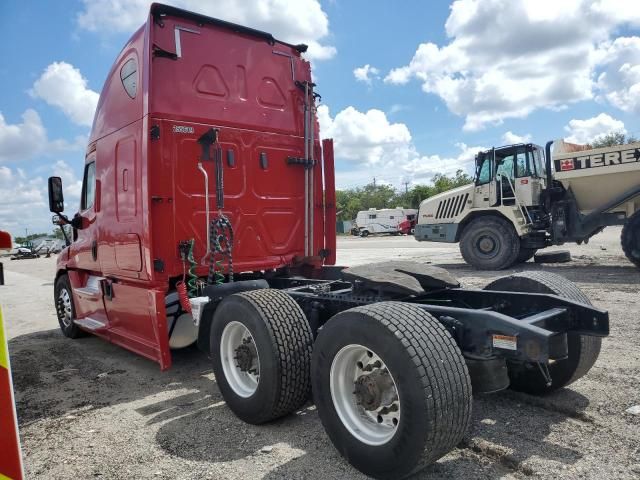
322, 139, 336, 265
106, 284, 171, 370
149, 15, 309, 136
114, 233, 142, 271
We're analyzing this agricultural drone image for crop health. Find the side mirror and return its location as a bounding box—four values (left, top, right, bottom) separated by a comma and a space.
48, 176, 65, 213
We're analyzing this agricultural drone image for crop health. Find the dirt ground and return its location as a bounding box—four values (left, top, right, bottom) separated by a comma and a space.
1, 228, 639, 479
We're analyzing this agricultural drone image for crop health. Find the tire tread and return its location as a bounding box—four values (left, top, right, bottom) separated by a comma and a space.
485, 271, 601, 390
324, 302, 472, 476
236, 289, 313, 421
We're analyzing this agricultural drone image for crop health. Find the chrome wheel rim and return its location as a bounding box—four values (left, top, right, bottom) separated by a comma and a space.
220, 321, 260, 398
330, 344, 401, 446
57, 288, 73, 327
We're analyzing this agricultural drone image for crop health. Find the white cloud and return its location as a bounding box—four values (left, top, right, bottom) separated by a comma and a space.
400, 143, 484, 182
502, 131, 532, 144
318, 105, 413, 166
595, 36, 640, 114
0, 159, 84, 238
385, 0, 640, 130
319, 105, 484, 188
564, 113, 626, 144
0, 110, 85, 164
0, 166, 48, 237
54, 160, 84, 201
31, 62, 99, 127
76, 0, 336, 61
353, 64, 380, 85
0, 110, 48, 163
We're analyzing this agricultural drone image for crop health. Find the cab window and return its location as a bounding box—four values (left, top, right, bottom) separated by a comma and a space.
120, 58, 138, 99
81, 162, 96, 210
496, 154, 515, 181
516, 151, 528, 177
476, 155, 492, 185
532, 148, 545, 177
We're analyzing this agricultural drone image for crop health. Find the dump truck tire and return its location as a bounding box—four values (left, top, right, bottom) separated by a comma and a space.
621, 210, 640, 268
534, 250, 571, 264
210, 289, 313, 424
312, 302, 472, 479
516, 247, 537, 264
54, 275, 86, 339
460, 216, 520, 270
484, 271, 601, 394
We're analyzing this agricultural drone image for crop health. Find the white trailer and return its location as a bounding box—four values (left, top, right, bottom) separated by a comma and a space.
353, 208, 417, 237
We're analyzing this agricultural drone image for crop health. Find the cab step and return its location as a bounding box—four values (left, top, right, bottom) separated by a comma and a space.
74, 316, 107, 331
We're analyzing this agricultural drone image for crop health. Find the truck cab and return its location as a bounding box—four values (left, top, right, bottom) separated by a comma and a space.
47, 3, 336, 370
473, 143, 546, 209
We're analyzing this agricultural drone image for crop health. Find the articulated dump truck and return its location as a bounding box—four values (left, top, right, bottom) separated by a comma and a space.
416, 140, 640, 270
47, 4, 609, 479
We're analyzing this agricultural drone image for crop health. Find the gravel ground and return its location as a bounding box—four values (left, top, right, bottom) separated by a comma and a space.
1, 228, 639, 479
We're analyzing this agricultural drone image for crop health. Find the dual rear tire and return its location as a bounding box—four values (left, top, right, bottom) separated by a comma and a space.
209, 274, 599, 478
209, 291, 472, 479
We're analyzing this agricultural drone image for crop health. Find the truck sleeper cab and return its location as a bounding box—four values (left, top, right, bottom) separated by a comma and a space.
48, 4, 609, 480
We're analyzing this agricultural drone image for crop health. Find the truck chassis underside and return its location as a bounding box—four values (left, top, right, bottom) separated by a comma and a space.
199, 264, 609, 394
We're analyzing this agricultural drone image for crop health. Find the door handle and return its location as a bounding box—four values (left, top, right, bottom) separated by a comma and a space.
91, 240, 98, 261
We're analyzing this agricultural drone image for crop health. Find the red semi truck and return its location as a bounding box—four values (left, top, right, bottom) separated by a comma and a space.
48, 4, 609, 479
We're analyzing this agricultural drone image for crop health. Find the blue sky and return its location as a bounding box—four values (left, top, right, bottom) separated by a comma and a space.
1, 0, 640, 236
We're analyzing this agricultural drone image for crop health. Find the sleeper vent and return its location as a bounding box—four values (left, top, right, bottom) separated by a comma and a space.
435, 193, 469, 219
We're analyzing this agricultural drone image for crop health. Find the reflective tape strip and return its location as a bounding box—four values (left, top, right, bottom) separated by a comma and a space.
0, 307, 24, 480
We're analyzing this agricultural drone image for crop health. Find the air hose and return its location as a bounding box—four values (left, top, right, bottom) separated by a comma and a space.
208, 215, 234, 285
177, 239, 198, 314
186, 238, 198, 296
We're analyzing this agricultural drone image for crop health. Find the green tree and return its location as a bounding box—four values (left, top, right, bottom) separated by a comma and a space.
590, 132, 638, 149
335, 170, 474, 220
14, 232, 49, 245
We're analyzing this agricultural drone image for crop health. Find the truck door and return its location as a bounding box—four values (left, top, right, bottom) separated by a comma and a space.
512, 146, 541, 206
67, 152, 109, 332
474, 151, 494, 208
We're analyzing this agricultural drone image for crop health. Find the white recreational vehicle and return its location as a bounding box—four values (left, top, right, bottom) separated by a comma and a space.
352, 208, 417, 237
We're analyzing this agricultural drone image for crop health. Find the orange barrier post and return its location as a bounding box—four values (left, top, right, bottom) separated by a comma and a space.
0, 307, 23, 480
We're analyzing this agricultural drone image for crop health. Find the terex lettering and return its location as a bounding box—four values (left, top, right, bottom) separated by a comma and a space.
554, 147, 640, 172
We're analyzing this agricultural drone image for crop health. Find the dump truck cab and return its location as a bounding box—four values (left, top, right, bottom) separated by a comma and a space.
416, 139, 640, 270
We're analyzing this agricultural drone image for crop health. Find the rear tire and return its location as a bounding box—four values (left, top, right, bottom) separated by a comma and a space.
54, 275, 85, 339
360, 230, 369, 237
484, 271, 601, 394
621, 210, 640, 268
460, 216, 520, 270
210, 289, 313, 424
312, 302, 472, 479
